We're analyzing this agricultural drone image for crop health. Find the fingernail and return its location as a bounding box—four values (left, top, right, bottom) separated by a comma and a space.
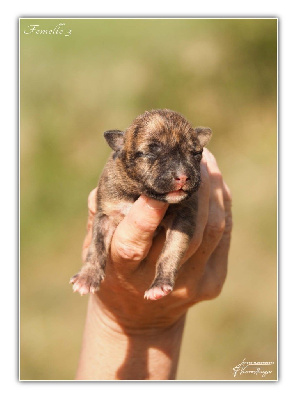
141, 195, 167, 210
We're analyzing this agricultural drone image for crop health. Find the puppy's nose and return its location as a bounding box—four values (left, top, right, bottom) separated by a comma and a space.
175, 174, 189, 187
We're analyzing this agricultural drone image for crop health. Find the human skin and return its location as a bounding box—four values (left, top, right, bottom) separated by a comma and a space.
75, 149, 232, 380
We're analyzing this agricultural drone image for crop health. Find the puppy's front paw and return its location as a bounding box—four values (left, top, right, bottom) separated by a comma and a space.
70, 267, 104, 295
144, 284, 173, 301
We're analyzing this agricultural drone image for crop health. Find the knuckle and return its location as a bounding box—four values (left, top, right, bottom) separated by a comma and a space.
199, 281, 224, 301
115, 240, 147, 262
223, 182, 232, 202
206, 219, 226, 238
226, 189, 232, 203
198, 267, 228, 301
208, 282, 224, 299
132, 217, 158, 234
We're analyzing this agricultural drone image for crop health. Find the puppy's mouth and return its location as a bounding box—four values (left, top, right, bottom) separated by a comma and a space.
165, 189, 188, 204
144, 187, 192, 204
143, 180, 200, 203
168, 189, 185, 195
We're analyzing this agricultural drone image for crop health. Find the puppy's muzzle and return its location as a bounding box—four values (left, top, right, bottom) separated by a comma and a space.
174, 174, 190, 190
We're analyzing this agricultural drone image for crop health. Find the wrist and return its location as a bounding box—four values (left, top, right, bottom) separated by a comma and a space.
76, 294, 186, 380
94, 292, 186, 333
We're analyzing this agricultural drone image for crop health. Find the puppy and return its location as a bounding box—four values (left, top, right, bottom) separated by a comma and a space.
70, 109, 212, 300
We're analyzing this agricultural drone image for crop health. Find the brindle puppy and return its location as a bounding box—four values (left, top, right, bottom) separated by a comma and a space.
70, 109, 212, 300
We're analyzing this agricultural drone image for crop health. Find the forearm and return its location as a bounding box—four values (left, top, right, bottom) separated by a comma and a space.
75, 295, 186, 380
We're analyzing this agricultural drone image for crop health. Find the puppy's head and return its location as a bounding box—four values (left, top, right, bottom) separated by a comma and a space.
104, 109, 212, 203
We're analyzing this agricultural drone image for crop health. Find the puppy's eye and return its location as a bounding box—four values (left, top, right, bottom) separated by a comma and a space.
191, 149, 203, 157
149, 142, 161, 152
135, 143, 161, 159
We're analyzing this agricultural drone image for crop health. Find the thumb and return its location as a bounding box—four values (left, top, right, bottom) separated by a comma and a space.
110, 195, 168, 270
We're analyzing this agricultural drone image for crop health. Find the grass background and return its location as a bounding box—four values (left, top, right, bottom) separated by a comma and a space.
20, 18, 277, 380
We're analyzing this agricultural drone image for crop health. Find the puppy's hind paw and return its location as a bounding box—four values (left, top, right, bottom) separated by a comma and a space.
70, 271, 104, 296
144, 284, 173, 301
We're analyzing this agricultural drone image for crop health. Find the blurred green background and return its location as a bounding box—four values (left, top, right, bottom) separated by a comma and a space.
20, 18, 277, 380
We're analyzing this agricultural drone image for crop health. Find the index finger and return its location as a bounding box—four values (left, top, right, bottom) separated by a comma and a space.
110, 195, 168, 271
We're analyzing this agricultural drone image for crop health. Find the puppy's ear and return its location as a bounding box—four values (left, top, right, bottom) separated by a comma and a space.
104, 130, 125, 152
195, 127, 212, 147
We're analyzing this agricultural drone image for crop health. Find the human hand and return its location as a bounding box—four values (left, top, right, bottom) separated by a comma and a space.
81, 149, 232, 332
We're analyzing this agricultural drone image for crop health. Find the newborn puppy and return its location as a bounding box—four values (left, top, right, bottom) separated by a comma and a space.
70, 109, 212, 300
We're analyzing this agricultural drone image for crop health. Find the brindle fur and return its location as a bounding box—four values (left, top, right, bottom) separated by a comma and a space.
70, 109, 212, 299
